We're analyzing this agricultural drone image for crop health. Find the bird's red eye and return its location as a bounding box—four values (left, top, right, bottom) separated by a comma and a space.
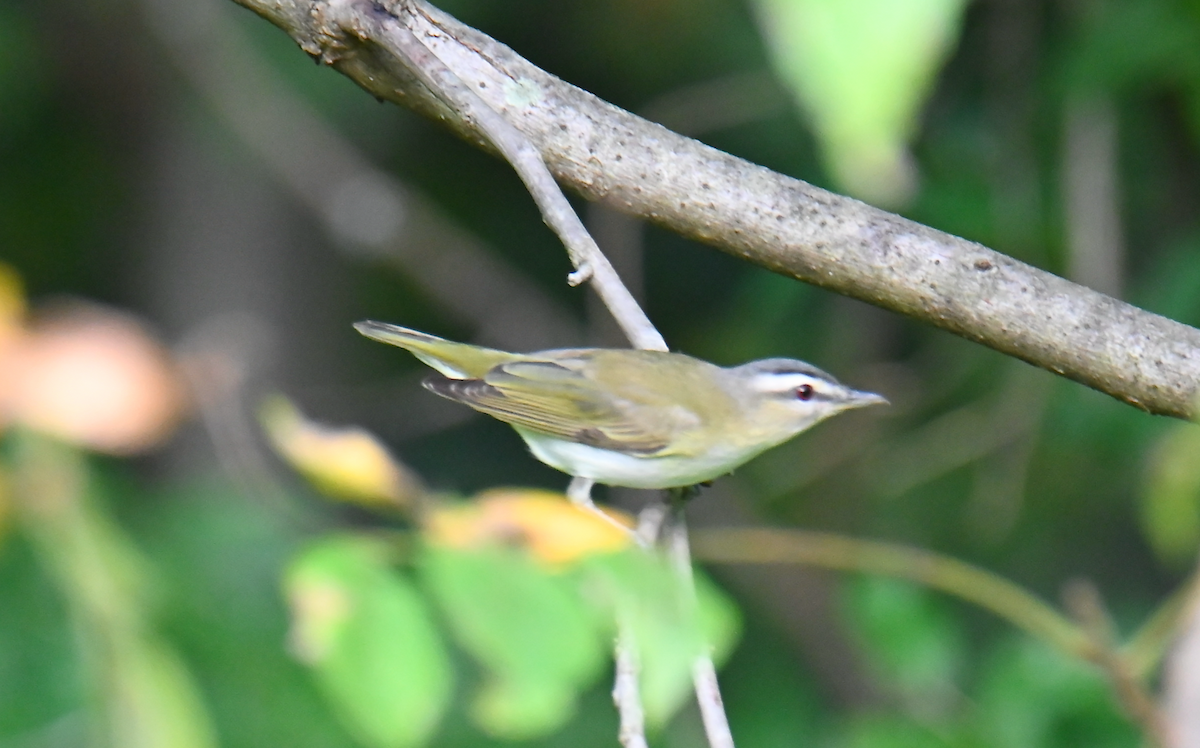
796, 384, 815, 400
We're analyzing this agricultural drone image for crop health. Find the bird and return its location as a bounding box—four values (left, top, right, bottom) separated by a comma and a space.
354, 320, 886, 506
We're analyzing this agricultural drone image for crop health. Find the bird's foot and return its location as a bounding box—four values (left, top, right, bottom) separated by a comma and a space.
666, 483, 705, 507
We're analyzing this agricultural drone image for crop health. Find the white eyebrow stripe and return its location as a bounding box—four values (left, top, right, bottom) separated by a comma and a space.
749, 372, 826, 393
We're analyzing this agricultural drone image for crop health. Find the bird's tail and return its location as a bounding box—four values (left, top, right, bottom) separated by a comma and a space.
353, 320, 516, 379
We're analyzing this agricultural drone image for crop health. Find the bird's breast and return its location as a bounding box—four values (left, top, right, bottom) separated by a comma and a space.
515, 427, 758, 489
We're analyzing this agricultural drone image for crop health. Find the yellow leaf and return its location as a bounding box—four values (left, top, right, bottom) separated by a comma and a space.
260, 395, 421, 509
426, 488, 632, 565
0, 262, 25, 329
0, 262, 26, 436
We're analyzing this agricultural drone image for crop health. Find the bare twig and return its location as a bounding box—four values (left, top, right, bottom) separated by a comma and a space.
1063, 581, 1171, 748
692, 526, 1188, 744
613, 621, 649, 748
666, 497, 735, 748
333, 3, 666, 352
567, 475, 649, 542
611, 504, 670, 748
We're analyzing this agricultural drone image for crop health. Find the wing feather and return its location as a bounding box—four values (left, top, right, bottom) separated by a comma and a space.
422, 360, 682, 455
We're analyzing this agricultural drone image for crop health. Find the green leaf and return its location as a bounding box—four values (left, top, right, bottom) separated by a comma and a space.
584, 551, 741, 726
285, 535, 451, 748
419, 544, 606, 739
106, 638, 221, 748
1140, 422, 1200, 567
749, 0, 968, 204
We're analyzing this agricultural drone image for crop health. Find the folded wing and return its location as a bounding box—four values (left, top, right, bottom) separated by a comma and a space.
422, 357, 690, 456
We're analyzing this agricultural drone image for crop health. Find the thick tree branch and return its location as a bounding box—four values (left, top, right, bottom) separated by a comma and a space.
226, 0, 1200, 418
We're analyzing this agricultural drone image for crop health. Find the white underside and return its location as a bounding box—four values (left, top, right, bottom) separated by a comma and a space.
516, 428, 763, 489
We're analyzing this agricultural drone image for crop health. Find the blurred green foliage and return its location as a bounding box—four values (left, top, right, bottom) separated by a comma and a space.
4, 0, 1200, 745
841, 577, 1141, 748
423, 544, 605, 738
1141, 422, 1200, 568
750, 0, 969, 204
286, 535, 452, 748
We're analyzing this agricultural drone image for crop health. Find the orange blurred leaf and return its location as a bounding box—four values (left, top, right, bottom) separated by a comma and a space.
426, 489, 632, 566
0, 465, 10, 545
2, 303, 187, 454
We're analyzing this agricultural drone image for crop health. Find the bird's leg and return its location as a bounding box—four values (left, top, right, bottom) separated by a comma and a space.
567, 475, 597, 508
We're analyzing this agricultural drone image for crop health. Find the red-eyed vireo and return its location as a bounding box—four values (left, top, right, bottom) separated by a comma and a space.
355, 321, 886, 495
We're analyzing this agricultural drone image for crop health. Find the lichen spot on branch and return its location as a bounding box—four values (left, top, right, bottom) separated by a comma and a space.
504, 77, 543, 107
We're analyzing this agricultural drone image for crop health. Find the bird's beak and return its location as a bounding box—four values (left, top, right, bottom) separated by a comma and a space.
845, 389, 889, 409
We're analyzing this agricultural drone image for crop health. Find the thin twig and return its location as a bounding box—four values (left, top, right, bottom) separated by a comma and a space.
666, 494, 735, 748
611, 504, 668, 748
338, 3, 666, 352
613, 622, 648, 748
693, 527, 1185, 744
691, 527, 1094, 661
1063, 581, 1171, 748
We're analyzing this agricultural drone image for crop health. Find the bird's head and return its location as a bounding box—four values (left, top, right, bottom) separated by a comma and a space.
728, 357, 887, 439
